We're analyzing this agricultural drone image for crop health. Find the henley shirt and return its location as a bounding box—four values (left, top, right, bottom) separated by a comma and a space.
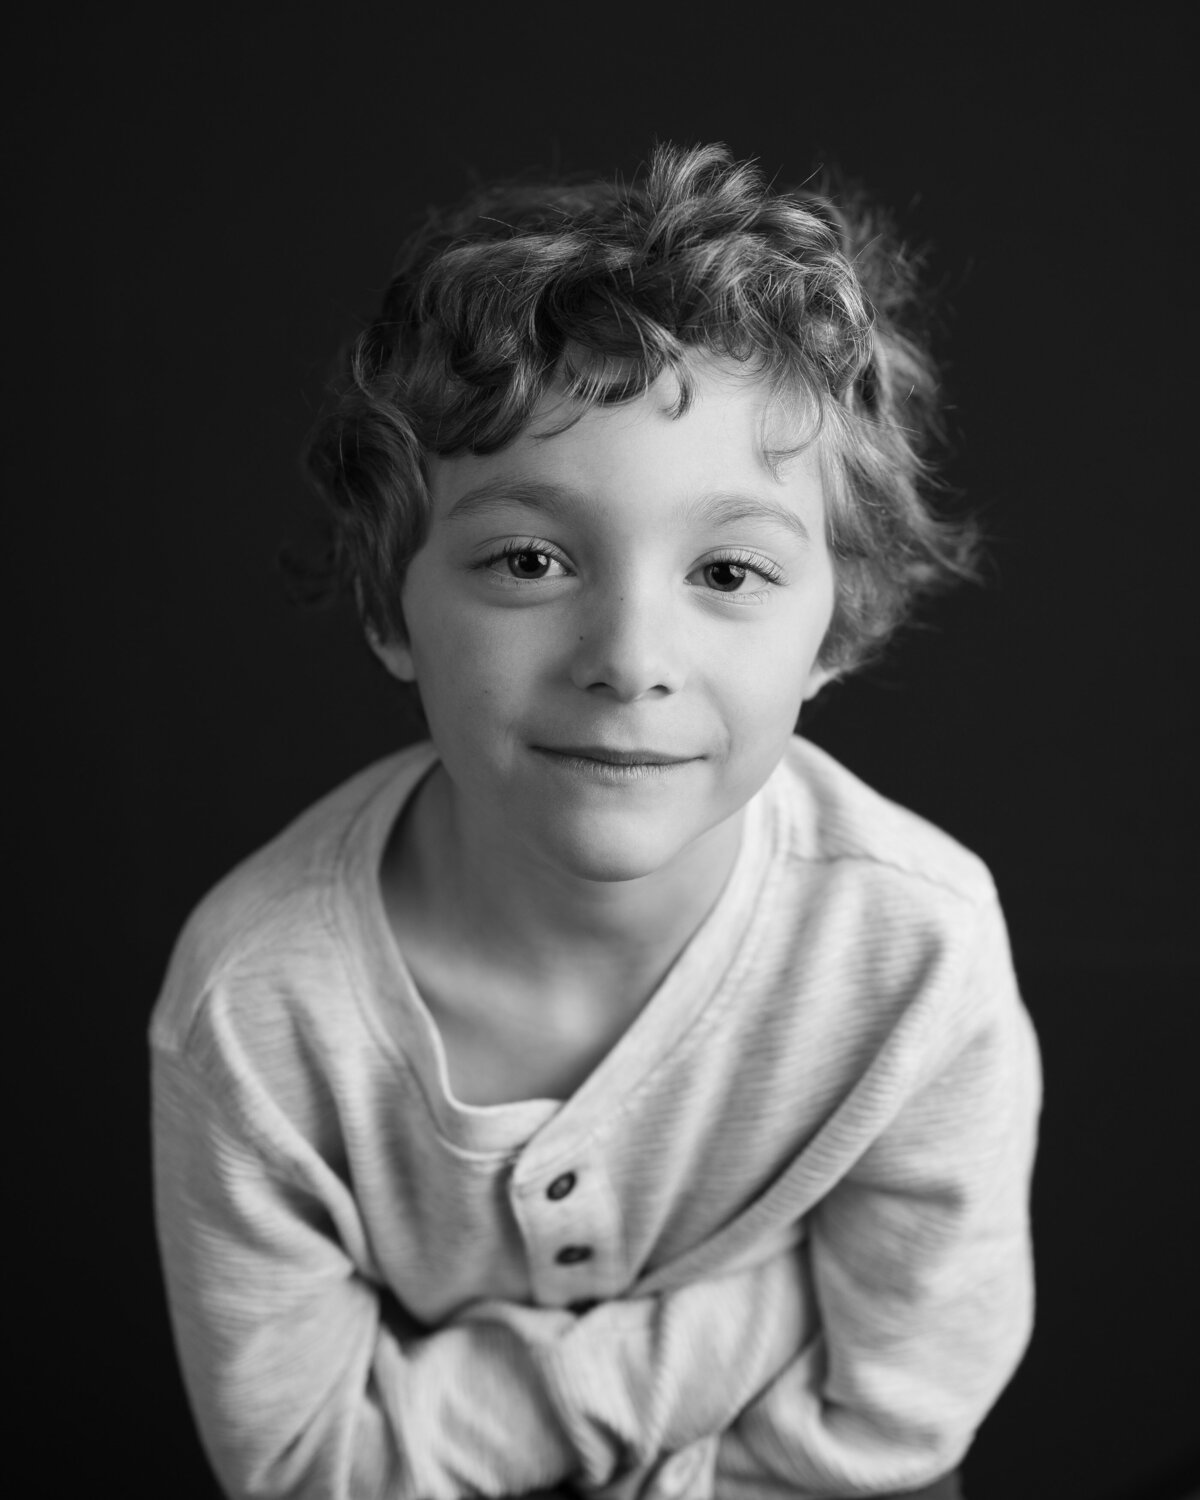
150, 734, 1041, 1500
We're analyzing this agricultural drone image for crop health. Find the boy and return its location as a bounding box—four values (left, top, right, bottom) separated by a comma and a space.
151, 143, 1040, 1500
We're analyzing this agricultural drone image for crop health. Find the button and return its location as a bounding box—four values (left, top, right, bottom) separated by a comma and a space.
546, 1172, 576, 1200
568, 1299, 598, 1316
555, 1244, 593, 1265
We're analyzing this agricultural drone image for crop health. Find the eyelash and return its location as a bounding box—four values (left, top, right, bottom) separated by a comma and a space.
473, 540, 786, 598
473, 539, 572, 585
704, 549, 785, 589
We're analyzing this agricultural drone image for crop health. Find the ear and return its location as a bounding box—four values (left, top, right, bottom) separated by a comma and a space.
801, 663, 837, 702
367, 627, 417, 683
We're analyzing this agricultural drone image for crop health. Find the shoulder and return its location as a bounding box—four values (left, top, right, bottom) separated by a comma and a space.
755, 739, 1032, 1089
149, 743, 436, 1058
769, 735, 996, 910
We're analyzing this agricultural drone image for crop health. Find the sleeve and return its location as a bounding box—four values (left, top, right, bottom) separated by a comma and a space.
458, 1247, 817, 1497
152, 1048, 810, 1500
152, 1047, 580, 1500
714, 896, 1042, 1499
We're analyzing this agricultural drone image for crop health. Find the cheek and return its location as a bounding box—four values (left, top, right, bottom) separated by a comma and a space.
410, 601, 541, 710
729, 662, 811, 734
713, 603, 830, 718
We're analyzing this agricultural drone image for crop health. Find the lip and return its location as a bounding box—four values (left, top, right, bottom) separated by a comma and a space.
533, 745, 696, 766
530, 745, 699, 785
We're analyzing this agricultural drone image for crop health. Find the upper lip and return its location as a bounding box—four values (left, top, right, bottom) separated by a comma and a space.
536, 745, 695, 765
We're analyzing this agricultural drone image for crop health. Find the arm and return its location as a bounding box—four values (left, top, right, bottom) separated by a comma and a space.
459, 1249, 815, 1496
153, 1050, 809, 1500
152, 1047, 582, 1500
715, 901, 1041, 1498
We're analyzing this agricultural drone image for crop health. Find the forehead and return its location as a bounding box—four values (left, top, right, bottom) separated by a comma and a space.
432, 358, 824, 506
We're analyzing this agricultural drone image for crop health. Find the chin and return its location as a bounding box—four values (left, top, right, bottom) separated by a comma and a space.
536, 810, 713, 885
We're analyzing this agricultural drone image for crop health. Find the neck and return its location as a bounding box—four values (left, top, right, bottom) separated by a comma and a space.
391, 765, 744, 999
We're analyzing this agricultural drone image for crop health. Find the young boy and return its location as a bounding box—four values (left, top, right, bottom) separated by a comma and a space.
150, 143, 1040, 1500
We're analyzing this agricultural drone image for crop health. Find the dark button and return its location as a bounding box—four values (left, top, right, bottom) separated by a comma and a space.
568, 1298, 598, 1316
555, 1244, 593, 1265
546, 1172, 576, 1201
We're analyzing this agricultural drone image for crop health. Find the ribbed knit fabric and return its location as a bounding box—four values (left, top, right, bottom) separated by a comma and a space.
150, 736, 1041, 1500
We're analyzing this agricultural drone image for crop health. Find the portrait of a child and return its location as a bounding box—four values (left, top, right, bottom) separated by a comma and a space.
150, 143, 1040, 1500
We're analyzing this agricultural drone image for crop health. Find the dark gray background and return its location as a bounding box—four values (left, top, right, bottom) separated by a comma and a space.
14, 7, 1195, 1497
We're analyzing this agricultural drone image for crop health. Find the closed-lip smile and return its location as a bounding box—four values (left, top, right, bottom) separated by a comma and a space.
534, 745, 695, 766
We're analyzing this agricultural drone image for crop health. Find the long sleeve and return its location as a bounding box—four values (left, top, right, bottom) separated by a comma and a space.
459, 1249, 816, 1495
153, 1049, 812, 1500
153, 1048, 581, 1499
714, 899, 1041, 1498
151, 738, 1041, 1500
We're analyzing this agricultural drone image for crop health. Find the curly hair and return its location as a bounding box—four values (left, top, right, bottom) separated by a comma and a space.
303, 141, 976, 674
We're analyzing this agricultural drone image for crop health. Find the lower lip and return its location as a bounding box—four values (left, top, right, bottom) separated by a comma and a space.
531, 748, 696, 784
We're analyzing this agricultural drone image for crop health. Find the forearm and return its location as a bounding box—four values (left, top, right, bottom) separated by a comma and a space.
154, 1046, 582, 1500
457, 1248, 814, 1495
713, 1325, 1003, 1499
175, 1255, 807, 1500
158, 1063, 806, 1498
711, 1249, 1032, 1498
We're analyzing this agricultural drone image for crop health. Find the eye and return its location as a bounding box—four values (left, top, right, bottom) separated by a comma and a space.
703, 560, 751, 593
506, 548, 556, 580
474, 540, 572, 586
690, 550, 784, 599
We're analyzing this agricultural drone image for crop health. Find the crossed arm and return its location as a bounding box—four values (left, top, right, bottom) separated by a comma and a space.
153, 964, 1038, 1500
153, 1051, 809, 1498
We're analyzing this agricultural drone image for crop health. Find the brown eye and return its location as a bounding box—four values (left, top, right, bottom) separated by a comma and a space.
507, 550, 552, 579
704, 561, 748, 592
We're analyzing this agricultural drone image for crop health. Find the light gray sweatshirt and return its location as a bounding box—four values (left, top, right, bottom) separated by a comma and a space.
150, 736, 1041, 1499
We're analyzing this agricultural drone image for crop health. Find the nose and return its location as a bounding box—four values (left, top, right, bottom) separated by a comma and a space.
568, 584, 686, 702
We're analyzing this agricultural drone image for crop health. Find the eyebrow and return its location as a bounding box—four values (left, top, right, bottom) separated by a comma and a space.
446, 477, 586, 525
680, 490, 812, 544
445, 476, 812, 543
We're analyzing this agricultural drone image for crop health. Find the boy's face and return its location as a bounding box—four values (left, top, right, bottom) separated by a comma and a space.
373, 359, 836, 885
